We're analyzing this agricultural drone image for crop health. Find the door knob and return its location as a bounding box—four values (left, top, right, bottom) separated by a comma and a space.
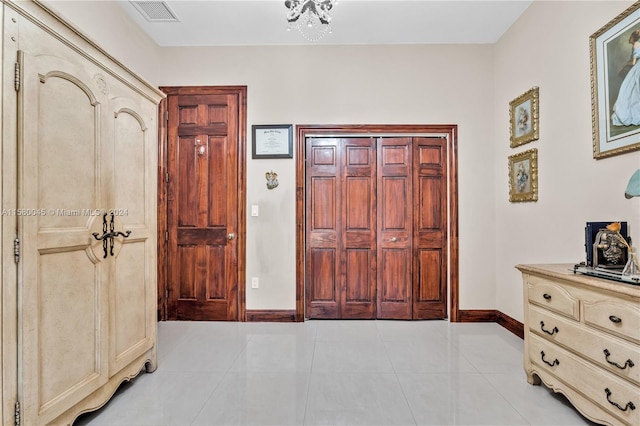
228, 233, 235, 240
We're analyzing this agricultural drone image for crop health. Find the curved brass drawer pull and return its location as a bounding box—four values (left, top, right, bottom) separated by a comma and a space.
603, 349, 634, 370
540, 321, 559, 336
604, 388, 636, 412
608, 315, 622, 324
540, 350, 559, 367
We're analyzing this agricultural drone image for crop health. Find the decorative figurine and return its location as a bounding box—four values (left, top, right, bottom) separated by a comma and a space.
265, 170, 279, 190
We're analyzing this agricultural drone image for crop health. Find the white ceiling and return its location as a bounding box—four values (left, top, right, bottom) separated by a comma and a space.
117, 0, 534, 46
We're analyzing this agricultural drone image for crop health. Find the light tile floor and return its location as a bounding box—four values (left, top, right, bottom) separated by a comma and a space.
75, 320, 598, 426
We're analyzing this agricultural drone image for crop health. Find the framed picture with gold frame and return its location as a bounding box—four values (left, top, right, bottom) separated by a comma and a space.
508, 148, 538, 203
590, 2, 640, 159
509, 87, 539, 148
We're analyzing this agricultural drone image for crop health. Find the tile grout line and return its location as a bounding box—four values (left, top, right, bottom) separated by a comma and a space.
302, 320, 319, 426
188, 322, 252, 426
375, 320, 419, 426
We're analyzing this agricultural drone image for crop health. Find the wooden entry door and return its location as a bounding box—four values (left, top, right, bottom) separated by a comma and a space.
304, 135, 448, 320
164, 87, 244, 321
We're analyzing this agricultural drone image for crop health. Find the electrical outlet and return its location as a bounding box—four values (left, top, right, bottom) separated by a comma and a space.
251, 277, 259, 289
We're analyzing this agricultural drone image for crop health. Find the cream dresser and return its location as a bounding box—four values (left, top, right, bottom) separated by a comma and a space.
1, 1, 163, 424
517, 264, 640, 426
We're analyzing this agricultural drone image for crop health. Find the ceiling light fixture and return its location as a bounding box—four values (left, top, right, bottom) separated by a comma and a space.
285, 0, 335, 42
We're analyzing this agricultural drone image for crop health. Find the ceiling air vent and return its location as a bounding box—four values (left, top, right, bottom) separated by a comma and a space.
130, 1, 179, 22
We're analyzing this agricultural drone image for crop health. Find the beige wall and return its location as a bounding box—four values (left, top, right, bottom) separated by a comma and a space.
494, 0, 640, 321
155, 44, 497, 311
44, 0, 640, 319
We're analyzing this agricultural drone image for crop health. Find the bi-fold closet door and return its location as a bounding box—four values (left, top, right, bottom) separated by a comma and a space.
12, 37, 158, 426
305, 136, 448, 320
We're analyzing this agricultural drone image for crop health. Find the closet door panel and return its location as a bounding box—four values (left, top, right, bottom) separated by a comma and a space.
413, 138, 448, 319
417, 249, 443, 301
377, 138, 412, 319
342, 139, 376, 318
19, 51, 109, 425
306, 139, 341, 318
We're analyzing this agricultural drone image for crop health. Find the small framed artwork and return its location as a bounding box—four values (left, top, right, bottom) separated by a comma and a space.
590, 2, 640, 159
252, 124, 293, 159
508, 148, 538, 203
509, 87, 539, 148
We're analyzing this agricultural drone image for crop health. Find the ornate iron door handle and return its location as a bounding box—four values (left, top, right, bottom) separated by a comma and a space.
604, 388, 636, 412
540, 350, 559, 367
540, 321, 559, 336
92, 212, 131, 258
603, 349, 635, 370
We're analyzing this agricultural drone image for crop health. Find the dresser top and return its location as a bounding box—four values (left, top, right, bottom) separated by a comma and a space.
516, 263, 640, 299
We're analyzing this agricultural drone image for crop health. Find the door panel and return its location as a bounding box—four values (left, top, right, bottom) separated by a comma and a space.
167, 93, 238, 320
413, 138, 448, 319
342, 139, 376, 318
109, 92, 157, 375
380, 248, 412, 300
377, 138, 413, 319
418, 249, 442, 301
310, 249, 337, 301
306, 139, 341, 318
345, 249, 372, 302
306, 138, 376, 318
19, 52, 109, 425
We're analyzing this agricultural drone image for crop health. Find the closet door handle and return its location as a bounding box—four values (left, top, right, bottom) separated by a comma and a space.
603, 349, 634, 370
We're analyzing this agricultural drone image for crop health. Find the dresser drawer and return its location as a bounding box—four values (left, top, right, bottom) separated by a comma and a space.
529, 334, 639, 426
527, 276, 579, 320
583, 300, 640, 344
529, 305, 640, 386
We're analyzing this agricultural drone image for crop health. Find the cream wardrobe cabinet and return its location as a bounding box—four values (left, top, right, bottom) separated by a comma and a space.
1, 1, 163, 424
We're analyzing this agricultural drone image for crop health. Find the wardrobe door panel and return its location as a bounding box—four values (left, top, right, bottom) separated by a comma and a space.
19, 51, 109, 425
109, 94, 157, 375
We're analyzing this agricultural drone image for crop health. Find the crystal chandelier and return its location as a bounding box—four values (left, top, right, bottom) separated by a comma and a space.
285, 0, 335, 42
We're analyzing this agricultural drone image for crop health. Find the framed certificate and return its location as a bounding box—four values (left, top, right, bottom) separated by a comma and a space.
252, 124, 293, 159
